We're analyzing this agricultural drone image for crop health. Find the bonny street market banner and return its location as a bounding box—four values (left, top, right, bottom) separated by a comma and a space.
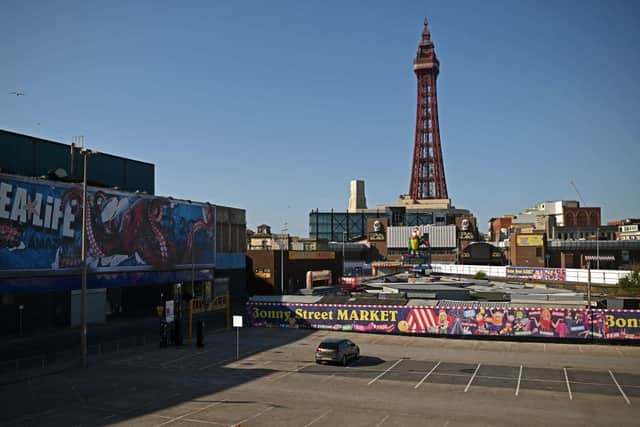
247, 302, 640, 341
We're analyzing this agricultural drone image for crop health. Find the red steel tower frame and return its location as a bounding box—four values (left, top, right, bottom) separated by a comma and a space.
409, 19, 448, 200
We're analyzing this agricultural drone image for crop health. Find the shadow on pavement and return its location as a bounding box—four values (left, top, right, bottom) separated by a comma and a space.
0, 327, 318, 427
351, 356, 386, 367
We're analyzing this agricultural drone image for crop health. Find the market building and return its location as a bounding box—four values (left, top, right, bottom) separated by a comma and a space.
0, 130, 246, 334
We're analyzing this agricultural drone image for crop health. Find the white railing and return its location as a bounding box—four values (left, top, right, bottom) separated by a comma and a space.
431, 263, 631, 286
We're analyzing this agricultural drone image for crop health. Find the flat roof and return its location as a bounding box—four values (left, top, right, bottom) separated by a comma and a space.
0, 128, 154, 166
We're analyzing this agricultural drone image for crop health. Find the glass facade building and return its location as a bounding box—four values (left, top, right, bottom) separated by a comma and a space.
309, 208, 459, 241
309, 210, 384, 242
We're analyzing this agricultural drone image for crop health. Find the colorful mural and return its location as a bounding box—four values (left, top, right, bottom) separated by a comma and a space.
0, 174, 216, 277
247, 302, 640, 341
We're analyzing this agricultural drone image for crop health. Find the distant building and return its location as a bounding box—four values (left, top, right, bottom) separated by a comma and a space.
488, 216, 514, 242
615, 219, 640, 241
515, 200, 600, 229
348, 179, 367, 212
490, 200, 603, 246
247, 224, 289, 251
509, 232, 547, 267
550, 225, 617, 241
310, 196, 474, 242
247, 249, 342, 295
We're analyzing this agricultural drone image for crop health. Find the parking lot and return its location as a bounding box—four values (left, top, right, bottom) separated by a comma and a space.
2, 327, 640, 426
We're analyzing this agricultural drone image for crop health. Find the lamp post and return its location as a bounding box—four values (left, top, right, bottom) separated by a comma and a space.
80, 148, 92, 368
587, 260, 592, 309
342, 232, 347, 277
596, 226, 600, 270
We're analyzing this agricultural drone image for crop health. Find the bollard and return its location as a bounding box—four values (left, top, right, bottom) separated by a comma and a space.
160, 321, 168, 348
197, 320, 205, 348
175, 318, 183, 346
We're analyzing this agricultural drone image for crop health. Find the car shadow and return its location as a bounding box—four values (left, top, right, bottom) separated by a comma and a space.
350, 355, 385, 367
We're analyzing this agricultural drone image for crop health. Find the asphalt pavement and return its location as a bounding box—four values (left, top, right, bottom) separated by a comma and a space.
2, 327, 640, 426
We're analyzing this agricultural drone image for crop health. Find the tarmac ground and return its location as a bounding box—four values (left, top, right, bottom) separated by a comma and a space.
1, 327, 640, 426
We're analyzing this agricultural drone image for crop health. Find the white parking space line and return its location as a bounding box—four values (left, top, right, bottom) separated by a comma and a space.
153, 400, 224, 427
464, 363, 481, 393
515, 365, 523, 396
231, 405, 274, 427
609, 370, 631, 406
563, 368, 573, 401
368, 359, 403, 386
269, 363, 313, 382
184, 418, 228, 426
321, 373, 335, 383
414, 361, 441, 389
375, 414, 390, 427
160, 347, 219, 367
304, 409, 332, 427
198, 348, 263, 371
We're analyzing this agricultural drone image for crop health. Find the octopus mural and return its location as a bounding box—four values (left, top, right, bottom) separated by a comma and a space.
62, 189, 177, 266
60, 188, 214, 269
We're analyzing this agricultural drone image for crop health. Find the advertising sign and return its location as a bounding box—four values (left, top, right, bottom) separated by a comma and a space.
0, 174, 216, 277
368, 232, 385, 241
516, 235, 543, 247
288, 251, 335, 260
247, 302, 640, 341
506, 266, 566, 281
165, 300, 175, 323
458, 231, 474, 240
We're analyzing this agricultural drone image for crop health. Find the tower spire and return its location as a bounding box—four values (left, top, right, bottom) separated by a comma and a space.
422, 17, 431, 41
409, 19, 448, 200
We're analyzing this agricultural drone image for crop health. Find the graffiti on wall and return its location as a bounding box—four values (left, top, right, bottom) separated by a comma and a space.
247, 303, 640, 340
0, 174, 216, 275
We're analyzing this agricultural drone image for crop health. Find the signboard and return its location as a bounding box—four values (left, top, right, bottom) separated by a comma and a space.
458, 231, 474, 240
368, 232, 385, 241
247, 302, 640, 341
288, 251, 335, 260
506, 266, 566, 281
621, 225, 639, 233
255, 269, 272, 279
0, 174, 216, 275
165, 300, 175, 323
516, 235, 543, 247
233, 315, 243, 328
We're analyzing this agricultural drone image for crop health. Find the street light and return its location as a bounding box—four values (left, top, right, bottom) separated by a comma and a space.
80, 147, 93, 368
596, 226, 600, 270
279, 223, 288, 295
342, 232, 347, 277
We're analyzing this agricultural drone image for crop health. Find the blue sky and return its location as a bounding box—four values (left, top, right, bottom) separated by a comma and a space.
2, 0, 639, 235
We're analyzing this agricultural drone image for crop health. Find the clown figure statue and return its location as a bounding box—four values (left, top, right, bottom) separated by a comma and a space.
408, 228, 422, 255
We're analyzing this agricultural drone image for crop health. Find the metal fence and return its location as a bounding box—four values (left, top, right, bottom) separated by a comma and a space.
0, 335, 153, 384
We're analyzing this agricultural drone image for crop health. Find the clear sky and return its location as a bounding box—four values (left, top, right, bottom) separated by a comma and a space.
2, 0, 639, 235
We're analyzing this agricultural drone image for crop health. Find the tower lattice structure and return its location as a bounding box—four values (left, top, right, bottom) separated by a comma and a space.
409, 19, 448, 200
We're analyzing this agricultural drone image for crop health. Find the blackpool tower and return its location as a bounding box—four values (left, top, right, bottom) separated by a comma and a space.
409, 19, 448, 200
